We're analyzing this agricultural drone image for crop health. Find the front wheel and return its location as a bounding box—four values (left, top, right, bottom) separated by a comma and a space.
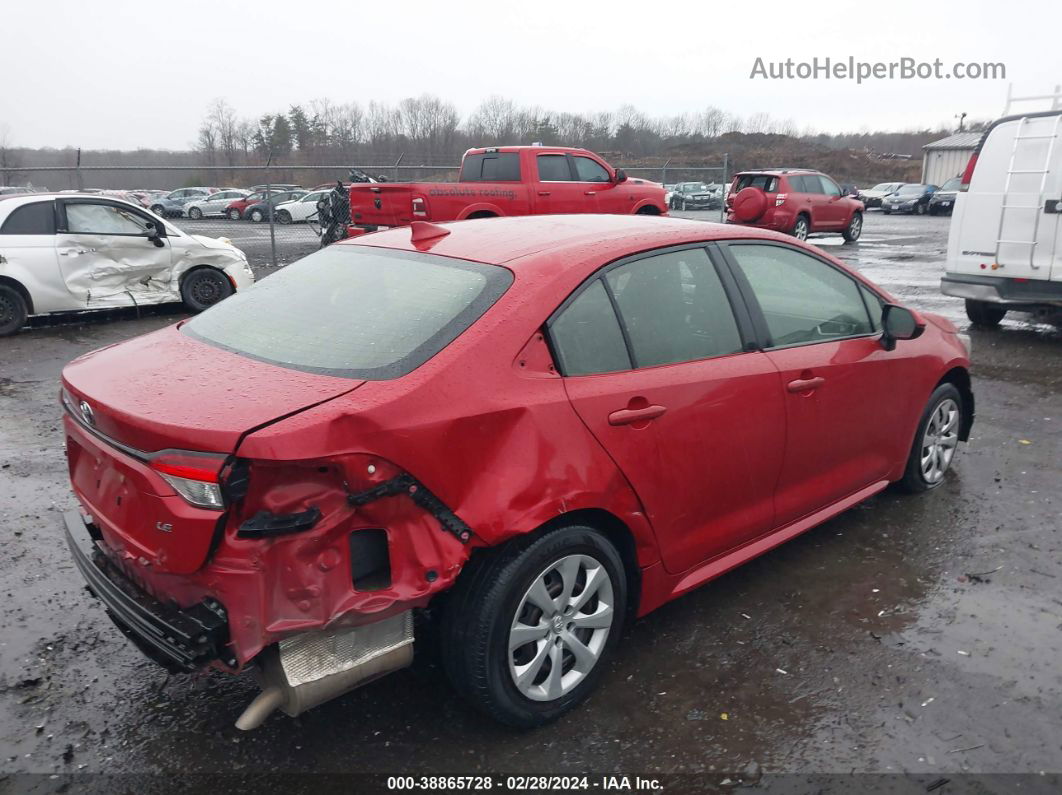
248, 209, 264, 223
791, 214, 809, 241
0, 284, 29, 336
180, 268, 234, 313
187, 207, 203, 220
276, 210, 292, 225
440, 524, 626, 728
842, 212, 862, 242
898, 383, 963, 493
916, 203, 927, 215
965, 299, 1007, 327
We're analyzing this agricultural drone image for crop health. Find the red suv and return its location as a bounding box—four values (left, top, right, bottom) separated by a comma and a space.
727, 169, 865, 243
61, 215, 971, 731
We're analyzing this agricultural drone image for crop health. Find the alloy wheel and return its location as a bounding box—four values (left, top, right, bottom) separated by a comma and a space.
920, 397, 959, 485
508, 554, 615, 702
794, 217, 809, 240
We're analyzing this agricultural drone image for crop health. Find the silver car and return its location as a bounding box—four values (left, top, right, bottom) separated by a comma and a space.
185, 189, 250, 220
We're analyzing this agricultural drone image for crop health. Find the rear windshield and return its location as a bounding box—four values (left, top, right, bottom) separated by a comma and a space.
733, 174, 779, 192
183, 247, 513, 379
460, 152, 522, 182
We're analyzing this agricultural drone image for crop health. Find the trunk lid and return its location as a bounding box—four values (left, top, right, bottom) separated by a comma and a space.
62, 324, 363, 575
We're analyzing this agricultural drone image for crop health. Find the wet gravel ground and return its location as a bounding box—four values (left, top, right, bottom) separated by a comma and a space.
1, 212, 1061, 790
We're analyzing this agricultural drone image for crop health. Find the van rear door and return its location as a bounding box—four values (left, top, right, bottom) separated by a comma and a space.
952, 114, 1062, 280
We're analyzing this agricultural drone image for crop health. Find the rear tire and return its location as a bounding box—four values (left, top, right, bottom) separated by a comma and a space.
0, 284, 28, 336
965, 299, 1007, 327
440, 524, 627, 728
791, 214, 810, 241
897, 383, 963, 493
227, 208, 242, 221
180, 268, 234, 313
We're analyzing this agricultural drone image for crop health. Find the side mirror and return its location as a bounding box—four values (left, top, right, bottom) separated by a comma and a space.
142, 220, 165, 247
614, 169, 628, 184
881, 303, 925, 351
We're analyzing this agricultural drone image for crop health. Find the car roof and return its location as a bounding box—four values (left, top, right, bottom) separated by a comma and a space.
736, 169, 821, 176
345, 214, 798, 273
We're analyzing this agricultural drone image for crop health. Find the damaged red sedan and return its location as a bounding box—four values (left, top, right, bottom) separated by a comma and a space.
61, 215, 973, 729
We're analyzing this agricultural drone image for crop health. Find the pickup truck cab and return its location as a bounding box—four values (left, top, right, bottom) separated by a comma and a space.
348, 146, 667, 229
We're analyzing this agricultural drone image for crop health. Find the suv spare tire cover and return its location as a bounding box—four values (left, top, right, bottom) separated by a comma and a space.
731, 187, 768, 222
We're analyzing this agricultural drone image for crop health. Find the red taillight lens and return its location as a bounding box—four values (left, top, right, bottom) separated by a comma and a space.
960, 153, 978, 192
149, 451, 226, 510
774, 193, 787, 206
412, 197, 427, 217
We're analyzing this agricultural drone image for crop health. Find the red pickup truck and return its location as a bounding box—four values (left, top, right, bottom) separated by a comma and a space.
348, 146, 667, 229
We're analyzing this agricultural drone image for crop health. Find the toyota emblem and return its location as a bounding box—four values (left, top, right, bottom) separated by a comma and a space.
79, 400, 95, 426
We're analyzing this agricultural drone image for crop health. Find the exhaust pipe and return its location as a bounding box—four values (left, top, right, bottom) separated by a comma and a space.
236, 611, 413, 730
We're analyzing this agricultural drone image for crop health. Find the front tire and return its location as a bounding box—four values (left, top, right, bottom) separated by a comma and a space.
842, 212, 862, 242
276, 210, 292, 225
0, 284, 29, 336
180, 268, 234, 313
249, 209, 264, 223
440, 524, 627, 728
187, 207, 203, 220
898, 383, 963, 493
965, 299, 1007, 327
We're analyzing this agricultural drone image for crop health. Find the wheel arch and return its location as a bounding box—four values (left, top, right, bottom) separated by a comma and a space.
0, 275, 33, 315
937, 366, 975, 441
458, 204, 503, 220
179, 263, 236, 292
632, 200, 663, 215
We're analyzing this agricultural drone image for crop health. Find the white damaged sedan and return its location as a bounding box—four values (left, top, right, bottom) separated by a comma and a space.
0, 193, 254, 335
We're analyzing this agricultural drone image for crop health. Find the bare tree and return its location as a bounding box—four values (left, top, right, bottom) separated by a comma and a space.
0, 124, 19, 186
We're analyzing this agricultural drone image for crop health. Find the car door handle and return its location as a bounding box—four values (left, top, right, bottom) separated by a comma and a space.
584, 191, 597, 196
538, 190, 551, 196
58, 247, 92, 256
608, 405, 667, 426
787, 377, 825, 393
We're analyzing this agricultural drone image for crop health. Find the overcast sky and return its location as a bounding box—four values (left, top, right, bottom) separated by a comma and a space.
1, 0, 1058, 151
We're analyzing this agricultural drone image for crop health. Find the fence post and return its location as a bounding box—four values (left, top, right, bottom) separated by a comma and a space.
720, 153, 729, 223
266, 154, 278, 269
75, 148, 84, 192
661, 158, 670, 189
393, 153, 404, 184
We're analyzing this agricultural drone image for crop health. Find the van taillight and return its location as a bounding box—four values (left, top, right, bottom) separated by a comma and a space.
412, 197, 427, 217
960, 153, 978, 192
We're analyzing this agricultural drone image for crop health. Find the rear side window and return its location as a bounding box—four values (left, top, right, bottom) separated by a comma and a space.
734, 174, 778, 192
729, 243, 873, 347
0, 201, 55, 235
460, 153, 522, 182
605, 248, 742, 368
537, 155, 573, 181
550, 280, 630, 376
183, 247, 513, 379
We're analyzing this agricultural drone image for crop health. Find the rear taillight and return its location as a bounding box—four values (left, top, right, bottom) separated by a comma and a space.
774, 193, 787, 206
960, 153, 978, 192
150, 451, 226, 510
411, 197, 427, 217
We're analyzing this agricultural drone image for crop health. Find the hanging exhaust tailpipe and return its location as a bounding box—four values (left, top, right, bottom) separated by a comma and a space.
235, 611, 414, 730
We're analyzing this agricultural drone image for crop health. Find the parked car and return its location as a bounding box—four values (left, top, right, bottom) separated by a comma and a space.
858, 182, 903, 208
0, 194, 254, 335
726, 169, 865, 242
668, 182, 720, 211
881, 184, 938, 215
274, 190, 328, 224
0, 186, 35, 196
927, 177, 962, 216
942, 108, 1062, 327
346, 146, 667, 230
59, 214, 972, 730
186, 189, 250, 220
225, 189, 285, 221
248, 183, 303, 192
150, 187, 217, 218
243, 190, 308, 223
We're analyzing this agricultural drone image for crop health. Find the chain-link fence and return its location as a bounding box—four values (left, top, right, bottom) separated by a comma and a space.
1, 158, 729, 269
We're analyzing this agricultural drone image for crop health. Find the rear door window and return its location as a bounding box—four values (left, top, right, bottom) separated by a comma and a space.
183, 247, 513, 379
550, 280, 631, 376
460, 152, 521, 181
0, 201, 56, 235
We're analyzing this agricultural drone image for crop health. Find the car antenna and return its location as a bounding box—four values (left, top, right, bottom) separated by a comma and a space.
409, 221, 451, 246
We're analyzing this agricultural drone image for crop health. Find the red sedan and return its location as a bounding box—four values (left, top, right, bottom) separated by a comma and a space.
60, 215, 973, 730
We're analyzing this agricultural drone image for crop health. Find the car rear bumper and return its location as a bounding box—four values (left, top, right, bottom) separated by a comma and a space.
63, 510, 233, 672
941, 273, 1062, 306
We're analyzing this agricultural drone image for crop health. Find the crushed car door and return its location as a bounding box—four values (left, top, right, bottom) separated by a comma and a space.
549, 245, 786, 575
56, 199, 173, 307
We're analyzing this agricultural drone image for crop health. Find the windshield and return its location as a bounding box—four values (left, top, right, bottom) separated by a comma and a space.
896, 185, 924, 195
183, 246, 513, 379
939, 177, 961, 192
872, 183, 900, 192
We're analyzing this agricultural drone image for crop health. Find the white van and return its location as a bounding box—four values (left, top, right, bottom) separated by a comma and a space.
941, 109, 1062, 325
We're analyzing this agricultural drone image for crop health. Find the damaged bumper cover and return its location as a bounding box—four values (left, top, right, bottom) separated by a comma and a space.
63, 511, 232, 672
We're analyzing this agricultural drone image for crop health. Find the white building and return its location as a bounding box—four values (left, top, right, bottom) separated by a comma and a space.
921, 132, 981, 186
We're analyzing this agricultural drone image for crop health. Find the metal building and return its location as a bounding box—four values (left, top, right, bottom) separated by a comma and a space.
921, 132, 981, 186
